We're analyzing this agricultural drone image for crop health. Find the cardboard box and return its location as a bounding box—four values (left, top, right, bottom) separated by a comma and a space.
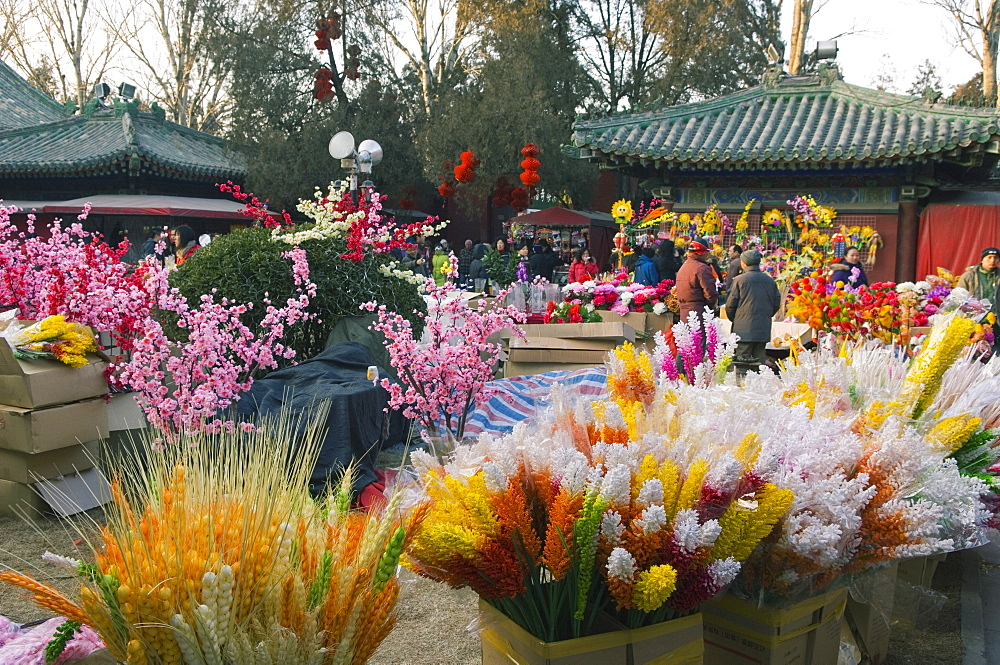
0, 467, 112, 517
107, 392, 147, 432
508, 348, 609, 364
596, 310, 648, 335
0, 398, 109, 453
518, 322, 635, 343
480, 600, 703, 665
0, 440, 100, 483
480, 599, 628, 665
846, 564, 897, 665
628, 612, 703, 665
0, 339, 108, 409
0, 478, 48, 516
702, 587, 847, 665
510, 337, 618, 352
504, 361, 601, 378
896, 554, 946, 588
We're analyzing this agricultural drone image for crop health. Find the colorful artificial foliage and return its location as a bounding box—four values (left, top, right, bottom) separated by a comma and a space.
1, 413, 423, 665
10, 315, 97, 368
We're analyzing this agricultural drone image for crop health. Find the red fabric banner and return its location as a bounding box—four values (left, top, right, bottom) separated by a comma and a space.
917, 204, 1000, 279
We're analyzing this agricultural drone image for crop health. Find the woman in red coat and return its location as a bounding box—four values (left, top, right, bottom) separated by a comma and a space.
568, 248, 599, 283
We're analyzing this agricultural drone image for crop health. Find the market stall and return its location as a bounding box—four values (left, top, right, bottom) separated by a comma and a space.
508, 207, 617, 272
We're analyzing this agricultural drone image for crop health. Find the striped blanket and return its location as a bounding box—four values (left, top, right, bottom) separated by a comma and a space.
463, 366, 609, 437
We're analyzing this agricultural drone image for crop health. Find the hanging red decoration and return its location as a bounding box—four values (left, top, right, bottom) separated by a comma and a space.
453, 150, 479, 183
491, 177, 514, 208
519, 170, 541, 187
510, 187, 530, 212
519, 142, 540, 190
313, 68, 334, 102
437, 180, 456, 198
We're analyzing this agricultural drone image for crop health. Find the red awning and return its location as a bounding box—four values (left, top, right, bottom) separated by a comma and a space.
21, 195, 279, 220
514, 207, 617, 227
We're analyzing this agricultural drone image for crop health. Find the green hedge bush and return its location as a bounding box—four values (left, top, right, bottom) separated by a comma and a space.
168, 225, 426, 367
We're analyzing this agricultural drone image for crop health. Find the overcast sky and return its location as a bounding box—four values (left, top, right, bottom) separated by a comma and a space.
780, 0, 982, 93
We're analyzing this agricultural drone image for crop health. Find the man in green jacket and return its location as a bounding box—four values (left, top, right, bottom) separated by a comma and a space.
956, 247, 999, 353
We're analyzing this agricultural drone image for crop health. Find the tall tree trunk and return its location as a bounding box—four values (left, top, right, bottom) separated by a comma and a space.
985, 35, 997, 106
787, 0, 812, 74
990, 0, 1000, 106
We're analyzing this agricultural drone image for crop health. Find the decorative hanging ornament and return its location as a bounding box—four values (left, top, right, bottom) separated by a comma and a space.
519, 143, 540, 189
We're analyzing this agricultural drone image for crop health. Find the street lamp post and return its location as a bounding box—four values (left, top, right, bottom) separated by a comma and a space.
328, 131, 383, 201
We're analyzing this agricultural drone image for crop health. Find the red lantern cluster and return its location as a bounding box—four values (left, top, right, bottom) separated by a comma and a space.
344, 44, 361, 80
519, 143, 540, 187
454, 150, 480, 183
314, 14, 341, 51
437, 181, 456, 198
510, 187, 530, 212
491, 177, 514, 208
313, 68, 334, 102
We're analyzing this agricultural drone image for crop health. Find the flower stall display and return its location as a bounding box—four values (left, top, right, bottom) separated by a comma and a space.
0, 203, 320, 437
787, 271, 995, 349
544, 300, 602, 324
7, 315, 98, 368
1, 411, 424, 665
403, 407, 792, 643
363, 280, 526, 455
562, 276, 676, 317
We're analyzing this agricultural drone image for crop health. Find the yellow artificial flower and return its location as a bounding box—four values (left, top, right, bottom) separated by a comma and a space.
674, 459, 709, 516
612, 199, 634, 221
632, 564, 678, 612
927, 415, 982, 452
711, 483, 794, 561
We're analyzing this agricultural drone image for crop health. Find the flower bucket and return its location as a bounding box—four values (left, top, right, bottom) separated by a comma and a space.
479, 599, 704, 665
701, 587, 846, 665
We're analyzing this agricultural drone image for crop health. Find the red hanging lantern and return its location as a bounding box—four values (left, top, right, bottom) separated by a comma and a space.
437, 180, 456, 198
510, 187, 530, 212
519, 143, 540, 190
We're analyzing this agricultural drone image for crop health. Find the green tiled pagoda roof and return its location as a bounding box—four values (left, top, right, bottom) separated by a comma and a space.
0, 59, 245, 182
571, 77, 1000, 170
0, 61, 70, 130
0, 110, 246, 181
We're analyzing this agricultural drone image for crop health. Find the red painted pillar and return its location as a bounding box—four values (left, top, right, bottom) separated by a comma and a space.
895, 198, 919, 283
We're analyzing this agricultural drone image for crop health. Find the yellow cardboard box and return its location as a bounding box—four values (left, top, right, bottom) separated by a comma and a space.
702, 587, 847, 665
479, 600, 703, 665
0, 398, 109, 453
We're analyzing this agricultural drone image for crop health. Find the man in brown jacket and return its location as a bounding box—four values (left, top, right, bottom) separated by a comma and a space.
675, 239, 718, 326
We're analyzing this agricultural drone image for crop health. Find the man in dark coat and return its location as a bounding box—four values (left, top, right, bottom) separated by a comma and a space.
725, 244, 743, 294
528, 239, 561, 281
725, 249, 781, 370
674, 239, 718, 326
634, 246, 660, 285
